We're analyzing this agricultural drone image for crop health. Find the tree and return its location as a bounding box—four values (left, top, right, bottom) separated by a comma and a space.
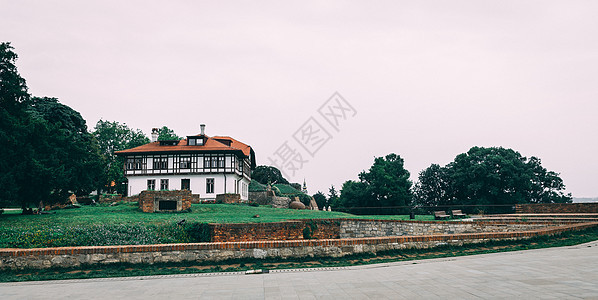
157, 126, 181, 141
338, 180, 370, 207
413, 164, 451, 207
22, 97, 103, 206
337, 153, 413, 210
328, 185, 339, 207
415, 147, 572, 209
0, 42, 103, 209
0, 42, 29, 114
93, 120, 149, 194
526, 156, 571, 203
359, 153, 413, 207
251, 165, 289, 185
312, 191, 327, 210
0, 42, 29, 207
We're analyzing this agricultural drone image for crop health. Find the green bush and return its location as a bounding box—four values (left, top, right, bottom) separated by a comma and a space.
183, 222, 211, 242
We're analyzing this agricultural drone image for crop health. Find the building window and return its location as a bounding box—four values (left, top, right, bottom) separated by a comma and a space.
153, 157, 168, 170
127, 158, 143, 170
218, 156, 225, 168
206, 178, 214, 194
238, 160, 243, 172
204, 156, 211, 169
147, 179, 155, 191
160, 179, 169, 190
188, 138, 204, 146
180, 156, 191, 169
181, 178, 190, 190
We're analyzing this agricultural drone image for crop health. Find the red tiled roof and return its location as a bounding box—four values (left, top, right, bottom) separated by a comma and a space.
114, 135, 251, 157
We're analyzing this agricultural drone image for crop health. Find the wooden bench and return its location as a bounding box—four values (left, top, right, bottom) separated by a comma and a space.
434, 211, 450, 220
451, 210, 467, 218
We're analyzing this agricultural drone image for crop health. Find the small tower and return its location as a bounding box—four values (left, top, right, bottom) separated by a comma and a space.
302, 179, 308, 194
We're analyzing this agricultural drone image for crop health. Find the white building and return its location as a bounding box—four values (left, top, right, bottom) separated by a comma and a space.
115, 125, 255, 201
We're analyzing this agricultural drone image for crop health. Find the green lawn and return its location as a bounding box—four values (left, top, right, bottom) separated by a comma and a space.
0, 203, 434, 248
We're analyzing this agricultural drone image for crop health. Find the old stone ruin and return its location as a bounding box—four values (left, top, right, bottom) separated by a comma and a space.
138, 190, 192, 213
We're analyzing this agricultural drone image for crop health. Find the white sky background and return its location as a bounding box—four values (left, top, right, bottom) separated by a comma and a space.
2, 1, 597, 197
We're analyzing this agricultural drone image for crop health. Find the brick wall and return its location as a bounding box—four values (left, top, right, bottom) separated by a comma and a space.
210, 220, 340, 242
1, 222, 595, 270
516, 203, 598, 214
138, 190, 192, 213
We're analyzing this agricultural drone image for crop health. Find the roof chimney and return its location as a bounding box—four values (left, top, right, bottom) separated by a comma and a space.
151, 128, 159, 142
200, 124, 206, 136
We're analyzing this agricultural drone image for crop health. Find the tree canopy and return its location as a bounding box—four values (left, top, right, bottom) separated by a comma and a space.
312, 191, 327, 209
92, 120, 149, 194
337, 153, 413, 210
251, 165, 289, 185
413, 146, 571, 208
0, 42, 102, 208
156, 126, 181, 141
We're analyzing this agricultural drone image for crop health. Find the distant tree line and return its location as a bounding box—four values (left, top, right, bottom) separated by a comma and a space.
256, 146, 571, 213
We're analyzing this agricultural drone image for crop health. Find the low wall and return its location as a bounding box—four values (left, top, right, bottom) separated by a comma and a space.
206, 219, 559, 242
210, 220, 339, 242
216, 194, 241, 204
516, 203, 598, 214
1, 222, 595, 270
340, 220, 552, 238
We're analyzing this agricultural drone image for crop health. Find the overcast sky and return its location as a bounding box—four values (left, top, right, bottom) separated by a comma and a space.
2, 1, 597, 197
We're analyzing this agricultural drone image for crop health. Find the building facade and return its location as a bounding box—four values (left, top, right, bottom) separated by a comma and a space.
115, 125, 255, 201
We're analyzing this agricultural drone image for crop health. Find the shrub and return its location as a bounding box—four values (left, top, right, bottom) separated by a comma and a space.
183, 222, 211, 242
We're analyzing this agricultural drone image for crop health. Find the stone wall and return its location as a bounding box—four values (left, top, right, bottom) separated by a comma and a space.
206, 219, 560, 242
515, 203, 598, 214
210, 220, 339, 242
215, 193, 241, 204
138, 190, 192, 213
249, 191, 291, 208
1, 222, 595, 270
339, 220, 553, 238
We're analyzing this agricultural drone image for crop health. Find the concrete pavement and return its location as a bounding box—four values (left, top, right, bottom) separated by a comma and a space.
2, 240, 597, 299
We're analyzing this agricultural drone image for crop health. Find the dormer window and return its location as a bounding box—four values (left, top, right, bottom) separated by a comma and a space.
187, 138, 204, 146
159, 140, 179, 146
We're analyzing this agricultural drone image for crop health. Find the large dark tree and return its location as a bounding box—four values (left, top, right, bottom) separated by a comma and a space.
22, 97, 103, 205
0, 42, 103, 209
93, 120, 149, 194
414, 147, 571, 208
0, 42, 29, 207
338, 153, 413, 209
251, 165, 289, 185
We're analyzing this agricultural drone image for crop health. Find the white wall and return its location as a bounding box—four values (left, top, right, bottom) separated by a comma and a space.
127, 173, 248, 201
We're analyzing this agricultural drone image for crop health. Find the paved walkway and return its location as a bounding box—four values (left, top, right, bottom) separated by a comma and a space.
2, 241, 598, 299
